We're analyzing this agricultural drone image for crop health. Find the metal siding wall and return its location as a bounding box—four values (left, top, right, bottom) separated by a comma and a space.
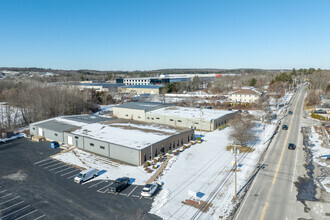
42, 128, 64, 143
83, 138, 110, 157
64, 133, 84, 148
113, 108, 145, 121
29, 125, 37, 136
110, 144, 140, 166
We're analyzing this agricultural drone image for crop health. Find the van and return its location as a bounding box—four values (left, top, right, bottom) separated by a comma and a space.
74, 168, 98, 184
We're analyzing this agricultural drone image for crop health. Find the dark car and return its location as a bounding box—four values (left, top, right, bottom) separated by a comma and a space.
288, 111, 293, 115
282, 125, 288, 130
228, 108, 232, 111
314, 109, 327, 114
108, 177, 130, 193
238, 110, 242, 113
288, 143, 296, 150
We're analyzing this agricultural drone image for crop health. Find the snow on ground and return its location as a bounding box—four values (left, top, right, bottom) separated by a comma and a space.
0, 102, 24, 126
93, 104, 117, 116
0, 133, 26, 143
53, 147, 151, 185
309, 126, 330, 167
150, 122, 276, 219
320, 177, 330, 193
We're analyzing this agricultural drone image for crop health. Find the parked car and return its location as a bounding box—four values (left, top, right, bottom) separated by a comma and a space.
228, 108, 232, 111
282, 125, 288, 130
288, 143, 296, 150
74, 168, 98, 184
243, 110, 249, 114
141, 183, 158, 197
288, 110, 293, 115
314, 109, 327, 114
238, 110, 242, 113
108, 177, 130, 193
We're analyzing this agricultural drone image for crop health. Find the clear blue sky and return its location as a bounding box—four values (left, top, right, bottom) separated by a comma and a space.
1, 0, 329, 70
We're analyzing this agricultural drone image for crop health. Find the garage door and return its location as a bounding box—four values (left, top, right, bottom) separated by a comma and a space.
68, 136, 73, 145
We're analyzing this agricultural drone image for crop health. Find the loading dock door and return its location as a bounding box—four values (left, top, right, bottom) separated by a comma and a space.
38, 128, 43, 136
68, 136, 73, 145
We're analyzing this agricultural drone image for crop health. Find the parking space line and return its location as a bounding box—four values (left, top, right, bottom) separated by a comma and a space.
61, 169, 79, 176
15, 209, 38, 220
131, 195, 140, 198
0, 200, 24, 212
54, 166, 74, 174
127, 185, 139, 197
97, 183, 112, 193
34, 214, 46, 220
43, 162, 61, 169
48, 164, 67, 171
34, 158, 51, 165
0, 196, 20, 205
67, 174, 79, 179
38, 160, 57, 167
0, 193, 12, 199
119, 193, 127, 196
88, 181, 105, 188
139, 195, 143, 199
0, 189, 7, 194
1, 204, 30, 218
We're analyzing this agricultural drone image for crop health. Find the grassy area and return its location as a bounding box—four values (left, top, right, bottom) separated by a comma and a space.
226, 145, 255, 153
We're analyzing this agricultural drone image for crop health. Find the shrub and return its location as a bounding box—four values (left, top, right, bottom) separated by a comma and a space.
158, 157, 164, 162
168, 150, 172, 154
196, 137, 202, 141
152, 165, 158, 169
218, 124, 228, 130
173, 150, 179, 156
311, 111, 330, 121
147, 169, 152, 173
153, 158, 158, 163
143, 161, 151, 168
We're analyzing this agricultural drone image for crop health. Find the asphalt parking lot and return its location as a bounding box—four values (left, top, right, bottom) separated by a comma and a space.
0, 138, 161, 220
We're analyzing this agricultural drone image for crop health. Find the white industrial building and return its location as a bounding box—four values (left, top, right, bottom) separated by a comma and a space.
29, 115, 193, 166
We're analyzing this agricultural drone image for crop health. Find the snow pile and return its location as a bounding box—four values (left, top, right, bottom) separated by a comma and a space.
150, 123, 276, 219
53, 148, 151, 185
320, 177, 330, 193
309, 126, 330, 167
0, 133, 26, 143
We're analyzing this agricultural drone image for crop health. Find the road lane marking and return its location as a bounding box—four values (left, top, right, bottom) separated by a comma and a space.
0, 193, 12, 199
88, 181, 105, 188
15, 209, 38, 220
34, 214, 46, 220
0, 196, 20, 205
0, 200, 24, 212
61, 169, 79, 176
48, 164, 67, 171
127, 185, 139, 197
291, 145, 299, 192
260, 202, 268, 220
54, 166, 74, 174
1, 205, 30, 218
34, 158, 51, 165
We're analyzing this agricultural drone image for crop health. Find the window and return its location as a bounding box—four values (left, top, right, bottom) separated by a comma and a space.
55, 133, 58, 136
177, 140, 179, 146
100, 146, 105, 149
125, 114, 128, 117
138, 116, 141, 119
178, 120, 182, 122
75, 136, 79, 139
181, 139, 183, 145
170, 119, 174, 121
33, 127, 35, 130
90, 143, 94, 146
152, 118, 154, 120
156, 117, 160, 119
147, 117, 150, 119
194, 122, 199, 124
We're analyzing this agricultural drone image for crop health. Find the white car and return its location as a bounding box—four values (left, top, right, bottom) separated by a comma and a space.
74, 168, 98, 184
141, 183, 158, 197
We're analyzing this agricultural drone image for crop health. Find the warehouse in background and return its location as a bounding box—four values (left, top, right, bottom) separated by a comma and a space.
113, 102, 236, 131
29, 115, 193, 166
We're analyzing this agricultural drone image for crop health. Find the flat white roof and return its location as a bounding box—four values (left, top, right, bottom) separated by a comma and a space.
147, 106, 234, 121
72, 122, 185, 150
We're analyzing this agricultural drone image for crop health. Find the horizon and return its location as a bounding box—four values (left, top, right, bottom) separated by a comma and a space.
1, 0, 330, 70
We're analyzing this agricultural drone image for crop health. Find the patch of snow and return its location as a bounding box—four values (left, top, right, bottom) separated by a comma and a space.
309, 126, 330, 167
0, 133, 26, 143
53, 148, 151, 185
320, 177, 330, 193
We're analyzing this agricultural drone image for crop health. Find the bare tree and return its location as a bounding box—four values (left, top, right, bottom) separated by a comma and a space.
229, 114, 257, 146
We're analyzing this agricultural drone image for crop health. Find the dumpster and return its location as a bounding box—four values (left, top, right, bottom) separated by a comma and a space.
51, 141, 60, 149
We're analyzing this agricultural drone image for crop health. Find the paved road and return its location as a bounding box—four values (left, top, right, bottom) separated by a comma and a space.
0, 138, 160, 220
234, 86, 307, 220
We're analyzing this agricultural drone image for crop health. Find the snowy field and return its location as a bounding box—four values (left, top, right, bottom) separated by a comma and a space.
53, 147, 152, 185
150, 122, 276, 219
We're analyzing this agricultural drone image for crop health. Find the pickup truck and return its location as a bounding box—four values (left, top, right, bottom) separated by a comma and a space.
108, 177, 130, 193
